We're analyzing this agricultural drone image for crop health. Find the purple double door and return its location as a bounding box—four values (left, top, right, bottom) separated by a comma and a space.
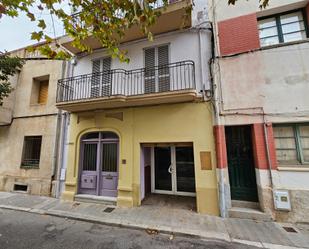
79, 132, 119, 197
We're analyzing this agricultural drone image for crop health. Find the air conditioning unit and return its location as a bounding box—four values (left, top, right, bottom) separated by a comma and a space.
273, 190, 291, 211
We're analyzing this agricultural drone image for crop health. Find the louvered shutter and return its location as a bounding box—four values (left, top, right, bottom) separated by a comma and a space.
38, 80, 49, 104
144, 48, 156, 93
101, 57, 112, 96
158, 45, 170, 92
91, 59, 101, 97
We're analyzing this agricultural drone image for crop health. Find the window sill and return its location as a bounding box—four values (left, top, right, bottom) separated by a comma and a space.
30, 103, 47, 107
260, 38, 309, 51
20, 165, 40, 170
278, 166, 309, 172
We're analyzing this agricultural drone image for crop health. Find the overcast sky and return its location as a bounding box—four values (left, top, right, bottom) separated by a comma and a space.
0, 4, 68, 52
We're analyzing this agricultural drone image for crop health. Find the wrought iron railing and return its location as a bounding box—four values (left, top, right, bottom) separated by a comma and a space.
56, 60, 195, 103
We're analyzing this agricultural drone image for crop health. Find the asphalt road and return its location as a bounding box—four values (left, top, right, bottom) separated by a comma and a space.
0, 209, 259, 249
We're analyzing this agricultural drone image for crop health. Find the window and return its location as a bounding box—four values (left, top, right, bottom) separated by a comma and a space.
144, 44, 170, 93
274, 124, 309, 166
21, 136, 42, 168
30, 75, 49, 105
91, 57, 112, 97
258, 10, 308, 47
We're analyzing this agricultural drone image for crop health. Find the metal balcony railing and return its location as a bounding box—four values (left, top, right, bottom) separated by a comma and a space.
56, 60, 195, 103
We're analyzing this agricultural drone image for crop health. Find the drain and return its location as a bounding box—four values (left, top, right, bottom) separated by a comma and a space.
103, 207, 115, 213
283, 226, 298, 233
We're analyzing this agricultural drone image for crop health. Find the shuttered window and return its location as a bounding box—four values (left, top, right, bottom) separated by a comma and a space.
274, 124, 309, 165
38, 80, 49, 104
91, 57, 112, 97
21, 136, 42, 168
144, 45, 170, 93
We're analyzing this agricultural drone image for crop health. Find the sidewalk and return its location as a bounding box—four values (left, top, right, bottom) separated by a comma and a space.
0, 192, 308, 249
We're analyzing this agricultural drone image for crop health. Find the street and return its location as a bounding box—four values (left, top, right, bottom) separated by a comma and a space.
0, 209, 258, 249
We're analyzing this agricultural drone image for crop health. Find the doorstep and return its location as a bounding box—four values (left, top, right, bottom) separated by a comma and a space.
74, 194, 117, 206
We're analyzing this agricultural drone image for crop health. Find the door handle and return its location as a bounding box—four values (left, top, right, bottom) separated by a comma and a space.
168, 165, 173, 174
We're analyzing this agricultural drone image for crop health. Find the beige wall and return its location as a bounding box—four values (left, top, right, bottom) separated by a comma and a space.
0, 57, 65, 196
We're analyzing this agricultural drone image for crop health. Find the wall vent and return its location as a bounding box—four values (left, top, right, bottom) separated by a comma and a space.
13, 184, 28, 192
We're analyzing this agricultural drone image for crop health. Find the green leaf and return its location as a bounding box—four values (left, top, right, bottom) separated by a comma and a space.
38, 19, 46, 29
27, 12, 35, 21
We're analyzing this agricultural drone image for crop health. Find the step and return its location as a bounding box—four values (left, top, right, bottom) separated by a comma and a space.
228, 207, 273, 222
74, 194, 117, 206
232, 200, 260, 209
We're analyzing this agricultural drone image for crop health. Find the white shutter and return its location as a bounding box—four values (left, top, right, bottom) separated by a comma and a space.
102, 57, 112, 96
144, 48, 156, 93
157, 45, 170, 92
91, 59, 101, 97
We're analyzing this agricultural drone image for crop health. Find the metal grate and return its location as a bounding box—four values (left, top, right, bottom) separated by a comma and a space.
21, 136, 42, 168
283, 226, 298, 233
103, 207, 115, 213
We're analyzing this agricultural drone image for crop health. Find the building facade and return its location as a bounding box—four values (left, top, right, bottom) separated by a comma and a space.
210, 0, 309, 222
57, 0, 220, 215
0, 46, 66, 196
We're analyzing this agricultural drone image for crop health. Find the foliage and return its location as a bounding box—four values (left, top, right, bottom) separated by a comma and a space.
0, 0, 192, 62
0, 54, 24, 104
228, 0, 269, 9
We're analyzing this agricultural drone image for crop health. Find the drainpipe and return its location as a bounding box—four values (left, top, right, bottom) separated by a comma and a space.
209, 0, 228, 218
51, 60, 68, 197
263, 111, 274, 191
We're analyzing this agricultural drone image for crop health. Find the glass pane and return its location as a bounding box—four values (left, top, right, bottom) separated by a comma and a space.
101, 132, 118, 139
280, 12, 303, 25
274, 126, 295, 137
83, 132, 99, 140
283, 31, 307, 43
276, 149, 299, 164
259, 26, 278, 38
101, 143, 118, 172
83, 143, 97, 171
259, 18, 277, 29
299, 126, 309, 162
274, 126, 298, 164
260, 36, 279, 46
154, 147, 172, 191
176, 146, 195, 193
281, 22, 305, 34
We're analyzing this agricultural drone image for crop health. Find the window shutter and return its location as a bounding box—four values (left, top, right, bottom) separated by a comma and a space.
38, 81, 49, 104
102, 57, 112, 96
158, 45, 170, 92
91, 59, 101, 97
144, 48, 156, 93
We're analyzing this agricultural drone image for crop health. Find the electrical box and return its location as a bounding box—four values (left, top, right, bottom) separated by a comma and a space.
273, 190, 291, 211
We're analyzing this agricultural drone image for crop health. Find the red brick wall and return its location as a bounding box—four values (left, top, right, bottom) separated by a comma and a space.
218, 13, 261, 56
214, 126, 228, 169
252, 123, 277, 170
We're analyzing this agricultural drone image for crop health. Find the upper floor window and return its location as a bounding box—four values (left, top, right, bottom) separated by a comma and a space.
274, 124, 309, 166
258, 10, 308, 47
30, 75, 49, 105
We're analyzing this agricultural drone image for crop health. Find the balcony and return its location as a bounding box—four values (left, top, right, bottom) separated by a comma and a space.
60, 0, 192, 54
56, 60, 200, 112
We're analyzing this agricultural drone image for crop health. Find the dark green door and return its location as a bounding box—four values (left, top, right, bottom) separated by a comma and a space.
226, 126, 258, 202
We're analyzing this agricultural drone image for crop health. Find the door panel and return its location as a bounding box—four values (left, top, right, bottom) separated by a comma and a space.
154, 147, 172, 191
80, 143, 98, 195
226, 126, 258, 202
175, 146, 195, 193
100, 143, 118, 197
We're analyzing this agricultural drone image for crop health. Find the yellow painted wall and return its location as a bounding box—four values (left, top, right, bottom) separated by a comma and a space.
62, 102, 219, 216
